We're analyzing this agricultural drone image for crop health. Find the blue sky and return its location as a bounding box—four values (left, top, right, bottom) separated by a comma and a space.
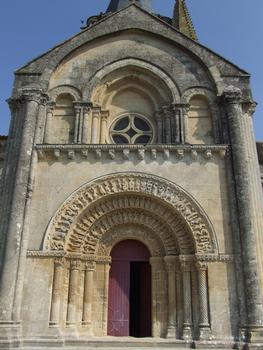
0, 0, 262, 139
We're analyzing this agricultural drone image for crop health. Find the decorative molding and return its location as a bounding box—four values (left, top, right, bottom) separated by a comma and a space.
43, 173, 218, 256
35, 144, 228, 162
26, 250, 235, 264
48, 85, 82, 102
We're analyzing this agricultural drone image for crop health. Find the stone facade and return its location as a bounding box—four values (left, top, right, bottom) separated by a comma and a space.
0, 137, 7, 179
0, 1, 263, 349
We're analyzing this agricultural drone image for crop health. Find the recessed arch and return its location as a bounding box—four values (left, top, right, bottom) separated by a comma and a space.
44, 172, 218, 257
86, 58, 180, 103
48, 84, 82, 102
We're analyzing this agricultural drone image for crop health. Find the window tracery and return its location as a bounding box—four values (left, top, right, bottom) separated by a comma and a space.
109, 113, 153, 145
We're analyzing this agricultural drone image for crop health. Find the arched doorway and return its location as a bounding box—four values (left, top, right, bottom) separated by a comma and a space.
107, 240, 152, 337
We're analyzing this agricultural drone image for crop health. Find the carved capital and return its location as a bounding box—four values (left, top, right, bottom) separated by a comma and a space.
150, 257, 164, 269
46, 102, 56, 114
70, 259, 82, 270
164, 256, 177, 272
7, 98, 21, 113
84, 261, 96, 271
54, 258, 65, 268
92, 106, 101, 118
101, 110, 110, 121
223, 86, 242, 105
242, 101, 257, 117
196, 261, 208, 271
19, 88, 43, 104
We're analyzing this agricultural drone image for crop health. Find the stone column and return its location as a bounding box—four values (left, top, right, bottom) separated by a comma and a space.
181, 104, 190, 144
181, 261, 193, 340
150, 257, 166, 338
100, 111, 109, 144
82, 261, 95, 335
102, 262, 110, 335
163, 107, 172, 144
50, 259, 64, 327
172, 105, 181, 144
196, 262, 211, 340
223, 86, 263, 339
91, 107, 101, 144
66, 260, 81, 328
155, 112, 163, 143
164, 256, 177, 338
74, 104, 82, 144
44, 102, 55, 144
0, 89, 41, 335
82, 106, 91, 144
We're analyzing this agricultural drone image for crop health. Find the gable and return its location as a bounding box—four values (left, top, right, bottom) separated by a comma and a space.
15, 4, 249, 86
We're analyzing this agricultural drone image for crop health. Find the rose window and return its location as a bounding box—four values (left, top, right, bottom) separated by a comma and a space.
110, 114, 153, 144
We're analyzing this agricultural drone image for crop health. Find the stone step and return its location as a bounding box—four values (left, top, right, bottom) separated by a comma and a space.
4, 338, 244, 350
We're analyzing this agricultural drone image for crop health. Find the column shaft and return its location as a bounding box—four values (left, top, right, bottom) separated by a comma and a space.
156, 116, 163, 143
0, 91, 41, 323
196, 263, 211, 340
100, 112, 109, 144
82, 262, 95, 335
91, 109, 100, 144
181, 262, 193, 340
224, 87, 263, 331
44, 103, 55, 144
50, 259, 64, 326
66, 260, 80, 327
164, 256, 177, 338
102, 263, 110, 335
74, 106, 81, 144
82, 107, 91, 144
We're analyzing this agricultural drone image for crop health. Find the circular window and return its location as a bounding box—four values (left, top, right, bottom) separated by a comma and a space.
110, 114, 153, 144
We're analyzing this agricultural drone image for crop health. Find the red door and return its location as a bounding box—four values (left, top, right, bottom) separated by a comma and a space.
108, 240, 151, 337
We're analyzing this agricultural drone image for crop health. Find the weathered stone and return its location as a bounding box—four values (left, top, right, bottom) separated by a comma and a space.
0, 1, 262, 349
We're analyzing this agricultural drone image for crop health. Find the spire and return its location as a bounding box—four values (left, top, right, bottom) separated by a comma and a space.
106, 0, 153, 13
173, 0, 198, 41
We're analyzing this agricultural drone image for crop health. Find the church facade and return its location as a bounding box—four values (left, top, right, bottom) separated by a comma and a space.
0, 1, 263, 349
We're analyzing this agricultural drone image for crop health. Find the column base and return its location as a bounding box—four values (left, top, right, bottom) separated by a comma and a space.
246, 326, 263, 343
166, 325, 176, 338
0, 322, 21, 349
81, 322, 93, 337
182, 325, 192, 340
48, 324, 63, 339
199, 326, 213, 341
64, 324, 78, 340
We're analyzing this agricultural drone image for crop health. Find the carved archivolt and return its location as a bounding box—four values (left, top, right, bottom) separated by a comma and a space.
68, 206, 179, 256
44, 173, 218, 256
98, 224, 165, 257
48, 85, 82, 102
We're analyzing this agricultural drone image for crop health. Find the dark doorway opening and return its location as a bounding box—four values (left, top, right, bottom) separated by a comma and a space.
108, 240, 152, 337
130, 262, 152, 337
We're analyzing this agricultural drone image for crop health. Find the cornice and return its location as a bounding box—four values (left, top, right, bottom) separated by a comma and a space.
35, 144, 228, 162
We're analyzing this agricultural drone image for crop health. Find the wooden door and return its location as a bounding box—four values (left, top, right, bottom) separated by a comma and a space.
108, 260, 130, 336
107, 240, 151, 337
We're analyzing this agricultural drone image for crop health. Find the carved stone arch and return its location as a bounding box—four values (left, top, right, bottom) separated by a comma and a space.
84, 58, 180, 103
48, 85, 82, 102
68, 205, 180, 256
97, 224, 166, 257
44, 172, 218, 256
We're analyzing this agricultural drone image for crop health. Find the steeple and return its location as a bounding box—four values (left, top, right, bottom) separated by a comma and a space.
106, 0, 153, 13
173, 0, 198, 41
